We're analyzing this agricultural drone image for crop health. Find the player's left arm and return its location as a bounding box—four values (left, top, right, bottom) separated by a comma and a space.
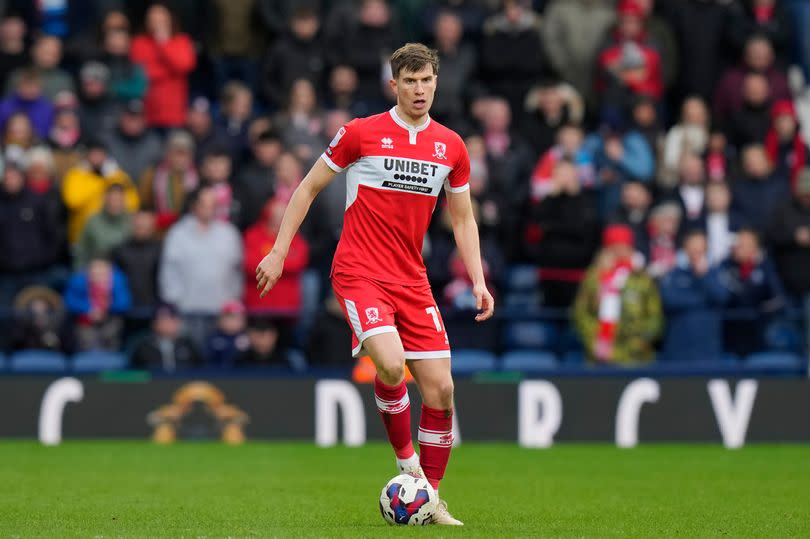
446, 187, 495, 322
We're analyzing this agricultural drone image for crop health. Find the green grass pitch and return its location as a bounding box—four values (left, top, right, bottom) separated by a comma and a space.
1, 442, 808, 538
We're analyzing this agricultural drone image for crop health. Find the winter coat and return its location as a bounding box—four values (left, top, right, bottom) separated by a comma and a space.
132, 334, 203, 371
660, 264, 729, 361
130, 33, 196, 127
112, 238, 163, 309
573, 264, 663, 364
713, 66, 789, 125
61, 163, 139, 243
64, 268, 132, 315
261, 31, 325, 109
731, 174, 791, 233
0, 188, 62, 273
105, 128, 163, 182
243, 224, 309, 313
0, 94, 54, 139
158, 215, 243, 315
766, 198, 810, 294
73, 211, 132, 270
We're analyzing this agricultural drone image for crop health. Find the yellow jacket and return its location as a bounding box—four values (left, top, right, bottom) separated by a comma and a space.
62, 164, 140, 243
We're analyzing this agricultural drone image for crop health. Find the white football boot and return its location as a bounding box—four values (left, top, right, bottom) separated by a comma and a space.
431, 499, 464, 526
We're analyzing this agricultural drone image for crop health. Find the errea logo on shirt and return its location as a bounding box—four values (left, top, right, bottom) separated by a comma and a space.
381, 137, 394, 149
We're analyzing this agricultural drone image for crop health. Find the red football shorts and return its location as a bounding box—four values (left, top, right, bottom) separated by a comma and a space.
331, 273, 451, 359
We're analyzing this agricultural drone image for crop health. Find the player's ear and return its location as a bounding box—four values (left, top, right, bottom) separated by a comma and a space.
388, 78, 397, 94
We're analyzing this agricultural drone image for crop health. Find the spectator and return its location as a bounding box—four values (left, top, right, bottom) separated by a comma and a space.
261, 7, 325, 111
429, 9, 478, 131
325, 64, 373, 118
205, 300, 250, 365
100, 26, 147, 101
705, 181, 744, 267
633, 0, 679, 91
5, 35, 74, 100
0, 163, 62, 305
158, 186, 243, 347
130, 3, 196, 129
206, 0, 265, 91
573, 224, 662, 364
324, 0, 401, 107
64, 257, 132, 352
74, 183, 133, 270
705, 130, 736, 183
732, 144, 791, 232
519, 81, 585, 159
764, 100, 808, 188
674, 152, 707, 231
49, 105, 83, 180
596, 0, 664, 110
234, 128, 282, 230
479, 0, 545, 114
105, 99, 163, 182
611, 180, 652, 258
216, 81, 254, 159
61, 139, 139, 243
726, 0, 794, 65
716, 228, 785, 356
0, 68, 54, 139
659, 230, 728, 361
583, 118, 655, 217
541, 0, 615, 107
646, 202, 682, 279
725, 73, 772, 150
0, 16, 28, 89
661, 96, 710, 190
418, 0, 486, 44
523, 159, 600, 307
630, 94, 663, 157
3, 111, 37, 164
767, 168, 810, 347
138, 130, 199, 232
185, 96, 230, 163
131, 302, 203, 371
306, 292, 353, 365
272, 151, 305, 203
243, 197, 310, 314
77, 61, 117, 136
713, 35, 789, 126
233, 316, 288, 368
199, 147, 237, 222
10, 286, 74, 353
275, 78, 324, 166
113, 210, 163, 311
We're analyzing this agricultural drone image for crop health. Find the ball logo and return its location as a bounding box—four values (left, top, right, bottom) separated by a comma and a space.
365, 307, 381, 324
433, 141, 447, 160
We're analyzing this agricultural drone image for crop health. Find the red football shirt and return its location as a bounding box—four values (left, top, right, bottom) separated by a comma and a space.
321, 107, 470, 285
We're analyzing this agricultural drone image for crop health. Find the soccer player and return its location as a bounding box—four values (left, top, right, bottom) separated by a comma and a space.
255, 43, 494, 526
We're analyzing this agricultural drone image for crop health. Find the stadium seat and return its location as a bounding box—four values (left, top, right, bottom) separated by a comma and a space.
451, 349, 497, 374
504, 265, 539, 292
72, 351, 128, 373
744, 351, 806, 371
503, 321, 557, 350
9, 350, 68, 372
764, 322, 803, 354
501, 350, 558, 372
562, 350, 586, 364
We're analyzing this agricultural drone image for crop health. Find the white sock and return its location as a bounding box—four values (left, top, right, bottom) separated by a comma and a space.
397, 452, 420, 472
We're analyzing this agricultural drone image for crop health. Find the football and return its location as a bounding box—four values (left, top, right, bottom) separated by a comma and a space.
378, 473, 437, 526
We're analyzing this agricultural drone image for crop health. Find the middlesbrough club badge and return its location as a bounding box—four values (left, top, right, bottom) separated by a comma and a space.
365, 307, 382, 324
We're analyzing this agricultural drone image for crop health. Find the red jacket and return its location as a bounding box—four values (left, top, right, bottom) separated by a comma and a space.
597, 40, 663, 99
130, 34, 196, 127
243, 225, 310, 314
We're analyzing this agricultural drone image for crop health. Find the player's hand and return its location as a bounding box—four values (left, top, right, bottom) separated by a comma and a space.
255, 250, 285, 298
473, 284, 494, 322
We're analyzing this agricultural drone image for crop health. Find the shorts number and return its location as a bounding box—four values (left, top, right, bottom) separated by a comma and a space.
425, 306, 443, 332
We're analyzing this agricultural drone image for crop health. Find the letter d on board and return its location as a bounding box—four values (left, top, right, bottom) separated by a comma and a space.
315, 380, 366, 447
518, 381, 562, 448
39, 377, 84, 446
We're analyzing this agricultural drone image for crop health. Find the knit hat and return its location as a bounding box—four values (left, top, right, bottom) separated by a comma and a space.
603, 224, 635, 247
617, 0, 645, 18
771, 99, 797, 120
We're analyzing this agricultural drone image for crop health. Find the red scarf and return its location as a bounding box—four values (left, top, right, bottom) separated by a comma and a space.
764, 129, 806, 190
595, 258, 633, 362
754, 5, 774, 23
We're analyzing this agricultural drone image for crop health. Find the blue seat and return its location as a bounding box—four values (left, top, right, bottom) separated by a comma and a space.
503, 321, 557, 350
501, 350, 558, 371
562, 349, 586, 364
451, 349, 498, 374
764, 322, 803, 354
9, 350, 68, 372
744, 351, 805, 371
72, 351, 128, 372
504, 265, 539, 292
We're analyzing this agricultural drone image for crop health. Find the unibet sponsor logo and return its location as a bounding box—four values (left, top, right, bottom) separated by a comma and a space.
382, 158, 439, 194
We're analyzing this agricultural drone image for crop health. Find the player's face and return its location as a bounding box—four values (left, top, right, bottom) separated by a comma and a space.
391, 65, 436, 120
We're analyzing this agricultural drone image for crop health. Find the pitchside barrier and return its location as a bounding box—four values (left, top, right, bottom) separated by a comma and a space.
1, 376, 809, 447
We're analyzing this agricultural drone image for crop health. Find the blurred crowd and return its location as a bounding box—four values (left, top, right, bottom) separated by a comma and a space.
1, 0, 810, 371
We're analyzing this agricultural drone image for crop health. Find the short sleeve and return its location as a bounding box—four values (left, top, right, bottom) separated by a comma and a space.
321, 119, 361, 172
444, 139, 470, 193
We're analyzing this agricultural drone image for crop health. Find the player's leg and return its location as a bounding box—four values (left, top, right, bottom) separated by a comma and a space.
362, 331, 419, 471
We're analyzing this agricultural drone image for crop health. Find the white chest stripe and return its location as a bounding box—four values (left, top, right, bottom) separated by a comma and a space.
345, 155, 453, 209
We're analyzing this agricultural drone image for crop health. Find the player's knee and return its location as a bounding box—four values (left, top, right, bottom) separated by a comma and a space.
435, 379, 454, 409
377, 357, 406, 385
